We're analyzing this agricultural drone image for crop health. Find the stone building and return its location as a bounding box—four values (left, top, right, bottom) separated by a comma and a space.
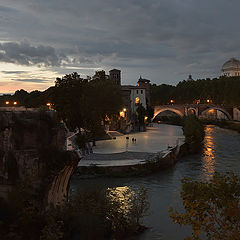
109, 69, 121, 85
137, 77, 151, 106
107, 70, 150, 118
121, 85, 147, 116
221, 58, 240, 76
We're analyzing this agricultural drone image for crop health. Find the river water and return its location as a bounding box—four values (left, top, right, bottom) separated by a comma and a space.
70, 124, 240, 239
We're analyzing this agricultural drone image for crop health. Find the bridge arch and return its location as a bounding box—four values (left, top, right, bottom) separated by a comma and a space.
200, 107, 232, 120
187, 107, 197, 116
152, 107, 184, 121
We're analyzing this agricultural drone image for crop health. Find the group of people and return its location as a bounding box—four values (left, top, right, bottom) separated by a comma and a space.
125, 136, 137, 142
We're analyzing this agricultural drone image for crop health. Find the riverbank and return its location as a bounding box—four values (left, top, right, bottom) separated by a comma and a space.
201, 119, 240, 132
74, 142, 189, 178
156, 118, 240, 133
70, 125, 240, 239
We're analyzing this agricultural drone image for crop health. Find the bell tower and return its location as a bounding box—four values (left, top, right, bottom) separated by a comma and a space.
109, 69, 121, 85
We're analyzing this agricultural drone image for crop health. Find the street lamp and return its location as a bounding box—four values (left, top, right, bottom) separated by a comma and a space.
46, 103, 53, 110
5, 101, 9, 105
120, 111, 124, 118
13, 101, 17, 105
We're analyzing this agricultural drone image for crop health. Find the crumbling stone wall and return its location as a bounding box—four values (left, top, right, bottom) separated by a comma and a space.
0, 111, 80, 205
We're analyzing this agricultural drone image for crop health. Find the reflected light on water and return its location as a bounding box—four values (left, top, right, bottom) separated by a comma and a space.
202, 126, 216, 180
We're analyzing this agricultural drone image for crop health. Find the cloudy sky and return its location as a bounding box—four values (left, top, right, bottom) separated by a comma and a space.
0, 0, 239, 93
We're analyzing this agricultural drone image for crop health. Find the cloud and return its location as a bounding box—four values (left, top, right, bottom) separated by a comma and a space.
1, 71, 28, 74
0, 0, 240, 86
12, 78, 49, 83
0, 41, 66, 66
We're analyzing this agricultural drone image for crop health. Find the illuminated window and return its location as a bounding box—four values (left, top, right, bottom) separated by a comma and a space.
135, 97, 140, 104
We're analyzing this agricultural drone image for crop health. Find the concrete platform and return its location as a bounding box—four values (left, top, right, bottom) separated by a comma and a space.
78, 151, 168, 167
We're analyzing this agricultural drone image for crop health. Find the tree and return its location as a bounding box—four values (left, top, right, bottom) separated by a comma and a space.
136, 104, 146, 124
182, 115, 205, 152
13, 89, 29, 106
52, 72, 122, 139
169, 172, 240, 240
146, 105, 154, 121
52, 72, 88, 131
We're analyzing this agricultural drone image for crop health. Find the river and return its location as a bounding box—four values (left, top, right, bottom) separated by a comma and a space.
70, 124, 240, 239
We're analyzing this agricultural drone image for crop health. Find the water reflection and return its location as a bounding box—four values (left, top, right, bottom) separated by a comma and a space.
108, 186, 133, 213
202, 125, 216, 180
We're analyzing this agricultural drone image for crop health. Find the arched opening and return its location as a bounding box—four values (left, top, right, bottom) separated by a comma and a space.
187, 108, 197, 116
200, 108, 231, 120
152, 108, 183, 124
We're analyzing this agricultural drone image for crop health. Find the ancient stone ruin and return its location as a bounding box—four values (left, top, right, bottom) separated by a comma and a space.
0, 110, 80, 206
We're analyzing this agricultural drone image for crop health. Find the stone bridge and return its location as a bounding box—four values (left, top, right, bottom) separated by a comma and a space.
153, 104, 235, 121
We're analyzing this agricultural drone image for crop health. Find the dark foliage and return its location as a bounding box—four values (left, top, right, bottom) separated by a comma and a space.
0, 184, 149, 240
170, 172, 240, 240
151, 76, 240, 105
182, 115, 205, 153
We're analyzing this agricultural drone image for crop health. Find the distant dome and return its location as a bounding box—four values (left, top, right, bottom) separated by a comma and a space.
221, 58, 240, 76
222, 58, 240, 71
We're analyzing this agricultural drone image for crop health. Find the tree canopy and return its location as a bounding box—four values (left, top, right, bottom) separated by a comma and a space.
151, 76, 240, 106
51, 72, 123, 137
182, 115, 205, 152
169, 172, 240, 240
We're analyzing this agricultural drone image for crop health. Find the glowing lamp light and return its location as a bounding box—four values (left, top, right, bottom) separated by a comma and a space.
46, 103, 52, 106
207, 99, 210, 103
144, 116, 148, 120
13, 101, 17, 105
5, 101, 9, 105
123, 108, 127, 112
170, 99, 174, 104
120, 111, 125, 118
